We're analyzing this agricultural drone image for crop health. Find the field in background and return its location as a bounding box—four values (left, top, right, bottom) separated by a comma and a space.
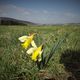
0, 25, 80, 80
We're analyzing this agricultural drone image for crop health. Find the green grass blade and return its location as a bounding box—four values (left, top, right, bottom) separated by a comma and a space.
46, 33, 68, 65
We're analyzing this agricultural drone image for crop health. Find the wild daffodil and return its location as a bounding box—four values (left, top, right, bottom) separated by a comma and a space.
18, 33, 35, 49
31, 45, 43, 62
27, 40, 43, 61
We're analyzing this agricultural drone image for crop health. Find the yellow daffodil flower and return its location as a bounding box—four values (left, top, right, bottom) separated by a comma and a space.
18, 33, 35, 49
31, 45, 43, 61
27, 40, 43, 61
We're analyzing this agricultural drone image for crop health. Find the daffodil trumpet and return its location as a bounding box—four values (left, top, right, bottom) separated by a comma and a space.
31, 45, 43, 61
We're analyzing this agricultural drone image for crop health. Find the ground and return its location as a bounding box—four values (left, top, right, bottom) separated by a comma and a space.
0, 25, 80, 80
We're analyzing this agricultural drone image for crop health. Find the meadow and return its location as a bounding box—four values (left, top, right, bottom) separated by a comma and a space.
0, 25, 80, 80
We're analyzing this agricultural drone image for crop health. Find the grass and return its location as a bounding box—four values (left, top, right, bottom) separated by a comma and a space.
0, 25, 80, 80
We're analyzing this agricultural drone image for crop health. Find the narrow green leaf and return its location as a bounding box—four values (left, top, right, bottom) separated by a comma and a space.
46, 33, 68, 65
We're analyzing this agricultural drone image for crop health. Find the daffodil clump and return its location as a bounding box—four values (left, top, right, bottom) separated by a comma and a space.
18, 33, 43, 62
18, 33, 67, 70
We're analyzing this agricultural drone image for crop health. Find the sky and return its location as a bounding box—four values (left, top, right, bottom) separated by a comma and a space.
0, 0, 80, 24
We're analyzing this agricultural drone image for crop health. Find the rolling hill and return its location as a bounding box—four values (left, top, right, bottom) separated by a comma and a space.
0, 17, 36, 25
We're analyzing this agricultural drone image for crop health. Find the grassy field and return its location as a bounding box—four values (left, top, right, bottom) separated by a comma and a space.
0, 25, 80, 80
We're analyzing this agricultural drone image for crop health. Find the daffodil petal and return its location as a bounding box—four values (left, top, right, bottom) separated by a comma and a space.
18, 35, 28, 42
38, 50, 43, 61
38, 58, 42, 62
39, 50, 43, 55
31, 40, 37, 48
27, 47, 36, 55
